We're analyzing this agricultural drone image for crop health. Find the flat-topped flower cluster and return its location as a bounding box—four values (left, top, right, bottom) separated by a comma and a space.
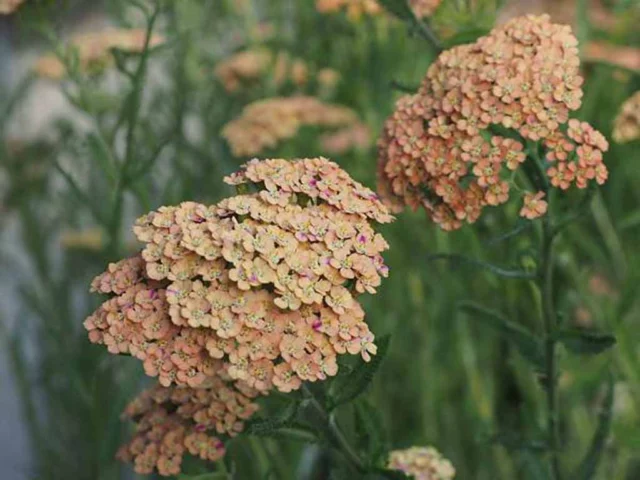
377, 14, 609, 230
222, 96, 358, 156
613, 91, 640, 144
117, 379, 259, 476
35, 29, 165, 79
85, 157, 392, 394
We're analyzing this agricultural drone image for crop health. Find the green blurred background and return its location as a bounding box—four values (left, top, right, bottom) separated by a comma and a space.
0, 0, 639, 478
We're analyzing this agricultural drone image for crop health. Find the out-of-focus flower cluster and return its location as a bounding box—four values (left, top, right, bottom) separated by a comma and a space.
85, 157, 392, 395
222, 97, 358, 156
214, 48, 326, 92
320, 123, 372, 155
34, 29, 165, 80
0, 0, 24, 14
60, 228, 104, 251
388, 446, 455, 480
613, 91, 640, 143
117, 379, 259, 476
377, 14, 609, 231
315, 0, 440, 19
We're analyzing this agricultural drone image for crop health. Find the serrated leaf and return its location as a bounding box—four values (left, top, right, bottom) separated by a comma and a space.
355, 399, 389, 466
572, 374, 614, 480
556, 329, 616, 355
246, 401, 300, 436
376, 0, 414, 21
328, 336, 391, 410
459, 302, 545, 370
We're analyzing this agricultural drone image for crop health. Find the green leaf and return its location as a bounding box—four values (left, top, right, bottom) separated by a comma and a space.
428, 253, 536, 280
246, 400, 300, 437
519, 451, 552, 480
556, 329, 616, 355
459, 302, 545, 370
178, 473, 228, 480
365, 468, 411, 480
328, 336, 391, 410
354, 399, 389, 466
441, 27, 491, 48
572, 374, 614, 480
376, 0, 414, 21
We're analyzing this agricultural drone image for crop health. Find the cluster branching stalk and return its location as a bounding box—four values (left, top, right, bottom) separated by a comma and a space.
302, 385, 366, 473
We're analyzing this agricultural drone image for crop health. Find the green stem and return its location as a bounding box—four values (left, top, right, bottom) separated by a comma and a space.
302, 385, 366, 473
540, 214, 561, 480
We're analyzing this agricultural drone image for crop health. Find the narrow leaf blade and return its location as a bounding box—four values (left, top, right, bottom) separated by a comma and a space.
556, 329, 616, 356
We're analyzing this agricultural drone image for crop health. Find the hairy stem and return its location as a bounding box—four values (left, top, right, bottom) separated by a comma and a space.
540, 213, 561, 480
302, 385, 366, 473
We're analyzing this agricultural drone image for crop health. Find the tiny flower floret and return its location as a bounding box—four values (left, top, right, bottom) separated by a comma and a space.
388, 446, 456, 480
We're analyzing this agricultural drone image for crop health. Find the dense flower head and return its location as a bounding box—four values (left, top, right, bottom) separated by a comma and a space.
85, 158, 392, 394
315, 0, 440, 19
214, 48, 315, 92
117, 379, 259, 477
388, 446, 455, 480
0, 0, 24, 14
377, 14, 609, 230
222, 96, 358, 157
320, 123, 371, 154
613, 91, 640, 144
34, 29, 164, 79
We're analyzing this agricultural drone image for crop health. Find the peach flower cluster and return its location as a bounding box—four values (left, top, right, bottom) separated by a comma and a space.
222, 96, 358, 156
85, 158, 392, 395
315, 0, 439, 19
388, 446, 455, 480
320, 123, 372, 154
613, 91, 640, 143
377, 14, 609, 230
214, 49, 315, 92
117, 379, 259, 476
34, 29, 164, 79
0, 0, 24, 14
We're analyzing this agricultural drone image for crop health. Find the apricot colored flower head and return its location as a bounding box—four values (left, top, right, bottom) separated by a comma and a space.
85, 158, 392, 394
316, 0, 382, 20
34, 29, 164, 79
409, 0, 441, 18
117, 378, 259, 477
613, 91, 640, 144
0, 0, 24, 14
214, 48, 273, 92
388, 446, 455, 480
377, 14, 609, 231
222, 96, 358, 157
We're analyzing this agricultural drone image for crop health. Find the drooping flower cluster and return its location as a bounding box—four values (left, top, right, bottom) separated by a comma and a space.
85, 158, 392, 394
320, 123, 372, 154
388, 446, 456, 480
222, 97, 358, 156
117, 379, 259, 476
377, 14, 609, 230
0, 0, 24, 14
214, 48, 316, 92
34, 29, 165, 79
613, 91, 640, 144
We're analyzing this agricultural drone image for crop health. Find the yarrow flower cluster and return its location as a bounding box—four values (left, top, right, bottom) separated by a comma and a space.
214, 48, 318, 92
0, 0, 24, 14
613, 91, 640, 144
222, 96, 358, 157
377, 14, 609, 230
117, 379, 259, 476
85, 157, 392, 395
320, 123, 372, 155
34, 29, 165, 80
388, 446, 455, 480
315, 0, 440, 19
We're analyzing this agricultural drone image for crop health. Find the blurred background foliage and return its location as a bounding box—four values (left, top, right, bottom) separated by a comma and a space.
0, 0, 639, 479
